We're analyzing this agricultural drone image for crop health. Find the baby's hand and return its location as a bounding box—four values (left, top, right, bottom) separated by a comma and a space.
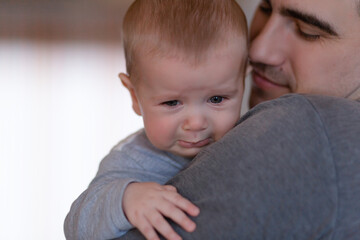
123, 182, 200, 240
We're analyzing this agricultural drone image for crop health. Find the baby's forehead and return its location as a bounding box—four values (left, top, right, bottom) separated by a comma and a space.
132, 40, 247, 87
137, 33, 247, 63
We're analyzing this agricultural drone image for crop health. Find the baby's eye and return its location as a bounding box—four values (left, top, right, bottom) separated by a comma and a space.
209, 96, 224, 104
162, 100, 179, 106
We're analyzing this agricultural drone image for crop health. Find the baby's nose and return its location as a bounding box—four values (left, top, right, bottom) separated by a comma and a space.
182, 113, 208, 131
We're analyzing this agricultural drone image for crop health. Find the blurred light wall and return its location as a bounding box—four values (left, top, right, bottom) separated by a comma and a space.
0, 1, 260, 239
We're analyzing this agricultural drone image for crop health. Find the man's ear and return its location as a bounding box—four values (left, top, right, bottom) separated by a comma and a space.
119, 73, 142, 116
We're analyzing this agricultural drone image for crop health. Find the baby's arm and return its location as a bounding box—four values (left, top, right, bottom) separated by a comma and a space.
123, 182, 199, 240
64, 132, 196, 240
64, 149, 162, 240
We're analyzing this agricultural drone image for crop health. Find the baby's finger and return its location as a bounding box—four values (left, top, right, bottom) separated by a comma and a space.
147, 210, 182, 240
134, 217, 160, 240
158, 202, 197, 233
165, 192, 200, 217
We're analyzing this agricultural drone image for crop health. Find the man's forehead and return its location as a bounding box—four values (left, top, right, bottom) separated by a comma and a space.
268, 0, 360, 17
266, 0, 360, 35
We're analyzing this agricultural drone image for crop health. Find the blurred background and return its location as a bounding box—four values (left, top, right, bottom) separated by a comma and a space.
0, 0, 260, 239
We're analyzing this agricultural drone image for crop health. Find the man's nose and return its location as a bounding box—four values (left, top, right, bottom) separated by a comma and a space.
182, 113, 208, 131
249, 15, 287, 66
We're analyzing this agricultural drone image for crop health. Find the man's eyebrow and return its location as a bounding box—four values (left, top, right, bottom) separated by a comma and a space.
280, 8, 338, 36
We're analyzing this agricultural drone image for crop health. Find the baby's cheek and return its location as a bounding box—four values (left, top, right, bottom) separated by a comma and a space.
214, 117, 238, 140
144, 118, 176, 149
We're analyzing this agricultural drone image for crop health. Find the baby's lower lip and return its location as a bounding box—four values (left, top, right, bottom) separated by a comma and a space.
178, 138, 211, 148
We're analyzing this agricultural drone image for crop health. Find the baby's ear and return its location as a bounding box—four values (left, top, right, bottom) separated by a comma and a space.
119, 73, 142, 116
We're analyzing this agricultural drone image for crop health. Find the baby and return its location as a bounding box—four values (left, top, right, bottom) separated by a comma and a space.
64, 1, 248, 240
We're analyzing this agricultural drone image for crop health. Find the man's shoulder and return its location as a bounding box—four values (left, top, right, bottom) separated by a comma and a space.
217, 94, 360, 239
268, 94, 360, 135
252, 93, 358, 111
300, 94, 360, 114
242, 94, 360, 124
236, 94, 360, 159
239, 93, 360, 171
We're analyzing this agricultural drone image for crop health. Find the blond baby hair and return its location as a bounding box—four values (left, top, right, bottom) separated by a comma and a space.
122, 0, 247, 80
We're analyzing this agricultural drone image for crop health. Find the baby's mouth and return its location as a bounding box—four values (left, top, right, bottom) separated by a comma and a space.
178, 138, 212, 148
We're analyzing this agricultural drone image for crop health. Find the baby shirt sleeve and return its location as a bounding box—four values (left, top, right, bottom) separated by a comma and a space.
64, 130, 188, 240
64, 149, 142, 240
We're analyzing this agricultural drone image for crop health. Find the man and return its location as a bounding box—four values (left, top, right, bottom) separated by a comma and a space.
119, 0, 360, 239
249, 0, 360, 106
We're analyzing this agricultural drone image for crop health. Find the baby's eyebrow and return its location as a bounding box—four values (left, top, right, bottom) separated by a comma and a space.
280, 7, 339, 36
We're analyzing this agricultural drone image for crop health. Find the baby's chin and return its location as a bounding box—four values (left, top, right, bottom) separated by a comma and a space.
168, 148, 202, 159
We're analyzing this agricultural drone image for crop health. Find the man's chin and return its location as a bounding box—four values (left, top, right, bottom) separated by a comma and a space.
249, 87, 291, 109
249, 88, 270, 108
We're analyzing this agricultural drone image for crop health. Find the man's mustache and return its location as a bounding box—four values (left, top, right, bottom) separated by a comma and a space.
249, 61, 290, 86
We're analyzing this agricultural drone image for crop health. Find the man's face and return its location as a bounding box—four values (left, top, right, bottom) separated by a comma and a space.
249, 0, 360, 107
